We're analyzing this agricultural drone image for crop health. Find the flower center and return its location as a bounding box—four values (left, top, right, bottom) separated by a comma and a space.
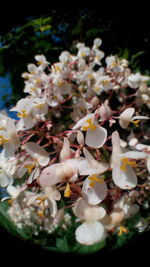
120, 158, 136, 171
118, 225, 129, 236
64, 183, 72, 198
88, 174, 103, 187
131, 120, 140, 127
24, 163, 36, 174
82, 118, 96, 131
17, 109, 28, 118
0, 135, 9, 145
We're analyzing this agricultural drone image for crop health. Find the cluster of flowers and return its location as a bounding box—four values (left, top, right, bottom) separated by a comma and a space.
0, 38, 150, 246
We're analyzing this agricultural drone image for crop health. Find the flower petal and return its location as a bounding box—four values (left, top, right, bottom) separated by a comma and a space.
75, 221, 106, 245
73, 198, 106, 221
82, 176, 108, 205
25, 142, 50, 166
85, 125, 107, 148
39, 163, 64, 187
119, 108, 135, 129
72, 114, 94, 130
118, 151, 147, 159
112, 163, 137, 189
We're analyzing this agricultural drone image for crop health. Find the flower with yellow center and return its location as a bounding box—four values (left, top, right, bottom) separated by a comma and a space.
82, 118, 96, 131
88, 174, 104, 187
120, 158, 136, 171
0, 135, 9, 145
82, 174, 108, 205
73, 113, 107, 148
17, 109, 28, 118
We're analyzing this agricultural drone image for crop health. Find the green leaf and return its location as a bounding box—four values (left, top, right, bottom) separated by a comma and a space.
56, 236, 70, 253
72, 240, 106, 254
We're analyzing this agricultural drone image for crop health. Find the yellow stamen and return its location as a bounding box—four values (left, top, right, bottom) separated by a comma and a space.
64, 183, 71, 198
131, 120, 140, 127
0, 135, 9, 145
24, 164, 36, 174
102, 80, 109, 85
0, 127, 5, 130
36, 196, 47, 205
118, 225, 129, 236
94, 86, 100, 92
82, 118, 96, 131
120, 158, 136, 171
88, 174, 103, 187
17, 109, 28, 118
35, 104, 43, 110
7, 199, 14, 205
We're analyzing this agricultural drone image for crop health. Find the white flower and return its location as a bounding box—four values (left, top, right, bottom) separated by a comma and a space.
105, 56, 122, 73
73, 113, 107, 148
0, 112, 20, 157
24, 142, 50, 184
111, 131, 138, 189
77, 46, 91, 58
119, 107, 149, 129
11, 98, 34, 130
0, 151, 17, 187
127, 73, 150, 88
82, 174, 108, 205
113, 195, 140, 219
37, 186, 61, 217
35, 55, 49, 69
93, 75, 113, 94
73, 198, 106, 245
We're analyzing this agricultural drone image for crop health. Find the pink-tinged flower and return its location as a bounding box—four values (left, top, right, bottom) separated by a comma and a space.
39, 138, 88, 187
73, 113, 107, 148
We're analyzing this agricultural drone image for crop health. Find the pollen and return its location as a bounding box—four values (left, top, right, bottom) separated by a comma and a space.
88, 174, 103, 187
0, 135, 9, 145
131, 120, 140, 127
24, 163, 36, 174
118, 225, 129, 236
64, 183, 71, 198
17, 109, 28, 118
35, 104, 43, 110
82, 118, 96, 131
120, 158, 136, 171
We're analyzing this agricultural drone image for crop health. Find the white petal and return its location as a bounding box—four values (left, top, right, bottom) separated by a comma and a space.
111, 131, 122, 166
72, 114, 95, 130
73, 198, 106, 221
119, 108, 135, 129
3, 143, 15, 158
25, 142, 50, 166
6, 185, 20, 198
118, 151, 147, 159
147, 157, 150, 173
0, 172, 13, 187
59, 137, 70, 161
82, 176, 108, 205
132, 115, 149, 120
27, 167, 41, 184
39, 163, 64, 187
75, 221, 106, 245
135, 143, 150, 151
83, 147, 109, 174
16, 117, 34, 130
85, 125, 107, 148
112, 163, 137, 189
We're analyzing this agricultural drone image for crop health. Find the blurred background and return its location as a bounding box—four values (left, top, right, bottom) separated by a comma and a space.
0, 6, 150, 260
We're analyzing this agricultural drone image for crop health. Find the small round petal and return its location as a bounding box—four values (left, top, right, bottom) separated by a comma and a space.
82, 176, 108, 205
75, 221, 106, 245
112, 163, 137, 189
85, 125, 107, 148
73, 198, 106, 221
25, 142, 50, 166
